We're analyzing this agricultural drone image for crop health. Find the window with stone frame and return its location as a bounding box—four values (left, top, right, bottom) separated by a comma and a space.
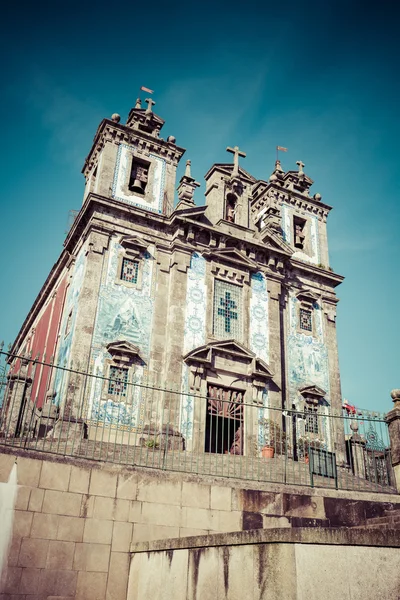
304, 404, 319, 434
213, 280, 242, 341
120, 257, 139, 284
293, 215, 307, 250
107, 366, 129, 397
129, 156, 150, 195
299, 307, 313, 332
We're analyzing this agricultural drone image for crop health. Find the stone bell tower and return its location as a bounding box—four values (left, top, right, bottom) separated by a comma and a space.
204, 145, 255, 228
82, 97, 185, 215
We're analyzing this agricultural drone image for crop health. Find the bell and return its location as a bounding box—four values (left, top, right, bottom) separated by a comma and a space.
131, 178, 146, 194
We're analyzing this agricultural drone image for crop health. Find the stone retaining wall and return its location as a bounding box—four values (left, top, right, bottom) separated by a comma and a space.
0, 447, 399, 599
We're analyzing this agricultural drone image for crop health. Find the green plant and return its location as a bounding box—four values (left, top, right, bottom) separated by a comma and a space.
145, 438, 159, 449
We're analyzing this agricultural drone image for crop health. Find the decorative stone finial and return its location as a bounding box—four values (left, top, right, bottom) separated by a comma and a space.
111, 113, 121, 123
167, 135, 176, 144
296, 160, 305, 176
314, 193, 322, 201
145, 98, 156, 115
176, 160, 200, 209
226, 145, 246, 177
135, 98, 142, 109
391, 389, 400, 407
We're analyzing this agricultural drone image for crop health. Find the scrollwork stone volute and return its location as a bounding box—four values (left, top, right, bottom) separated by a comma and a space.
189, 366, 203, 392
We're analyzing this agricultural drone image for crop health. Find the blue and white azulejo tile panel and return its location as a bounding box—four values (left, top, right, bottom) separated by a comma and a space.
249, 272, 269, 363
112, 144, 166, 213
183, 253, 207, 354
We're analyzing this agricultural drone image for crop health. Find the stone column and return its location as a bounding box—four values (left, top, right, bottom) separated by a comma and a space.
323, 301, 346, 463
2, 357, 32, 437
385, 389, 400, 491
266, 278, 283, 411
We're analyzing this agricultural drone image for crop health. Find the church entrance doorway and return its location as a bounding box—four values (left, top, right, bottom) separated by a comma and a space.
204, 385, 243, 454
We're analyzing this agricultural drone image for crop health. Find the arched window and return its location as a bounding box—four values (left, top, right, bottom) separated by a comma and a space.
225, 193, 237, 223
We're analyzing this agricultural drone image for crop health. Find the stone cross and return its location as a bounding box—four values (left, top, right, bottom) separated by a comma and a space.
145, 98, 156, 115
218, 291, 238, 333
226, 145, 246, 177
296, 160, 305, 175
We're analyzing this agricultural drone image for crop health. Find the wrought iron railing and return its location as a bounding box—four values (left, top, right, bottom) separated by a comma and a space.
0, 347, 396, 494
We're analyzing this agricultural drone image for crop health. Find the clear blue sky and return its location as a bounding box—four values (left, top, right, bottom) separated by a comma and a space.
0, 0, 398, 413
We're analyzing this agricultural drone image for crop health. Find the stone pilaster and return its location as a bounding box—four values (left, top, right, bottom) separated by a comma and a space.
266, 278, 283, 411
386, 390, 400, 491
67, 230, 110, 419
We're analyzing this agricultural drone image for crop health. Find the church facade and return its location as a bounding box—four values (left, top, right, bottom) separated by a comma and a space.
3, 97, 345, 458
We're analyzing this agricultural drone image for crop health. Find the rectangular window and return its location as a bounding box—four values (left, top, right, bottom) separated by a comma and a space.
213, 280, 242, 341
120, 258, 139, 284
129, 157, 150, 195
304, 405, 319, 434
300, 308, 312, 332
293, 216, 307, 249
108, 366, 128, 397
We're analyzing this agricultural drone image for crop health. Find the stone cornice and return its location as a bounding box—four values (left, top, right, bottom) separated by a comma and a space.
82, 119, 185, 176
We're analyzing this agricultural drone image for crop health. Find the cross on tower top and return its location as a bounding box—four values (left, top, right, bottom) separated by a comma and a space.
296, 160, 305, 175
145, 98, 156, 115
226, 145, 246, 177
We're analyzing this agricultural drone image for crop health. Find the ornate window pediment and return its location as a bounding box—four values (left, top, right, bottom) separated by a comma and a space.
296, 289, 319, 305
183, 339, 274, 383
202, 247, 258, 270
299, 384, 326, 401
106, 340, 145, 365
120, 235, 150, 254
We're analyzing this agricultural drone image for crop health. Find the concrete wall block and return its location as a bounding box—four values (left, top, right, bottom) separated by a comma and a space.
12, 511, 33, 540
182, 507, 219, 530
15, 457, 42, 488
38, 569, 77, 598
42, 490, 82, 517
39, 462, 71, 492
73, 542, 111, 572
28, 488, 44, 512
141, 502, 181, 527
6, 537, 21, 567
30, 512, 59, 540
18, 566, 41, 594
76, 571, 107, 600
0, 454, 14, 483
18, 538, 50, 568
137, 479, 181, 505
0, 566, 22, 595
80, 494, 95, 519
131, 523, 180, 544
46, 540, 75, 570
217, 510, 242, 532
83, 518, 113, 544
93, 496, 130, 522
57, 516, 85, 542
128, 501, 142, 523
14, 486, 30, 511
89, 469, 117, 498
182, 482, 210, 509
179, 527, 209, 538
106, 552, 130, 600
69, 466, 90, 495
211, 486, 232, 511
116, 474, 138, 500
112, 521, 133, 552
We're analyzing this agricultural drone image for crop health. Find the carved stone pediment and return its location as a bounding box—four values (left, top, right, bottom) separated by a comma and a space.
202, 247, 257, 270
120, 235, 150, 252
184, 340, 274, 383
299, 384, 326, 398
106, 340, 145, 364
259, 230, 293, 256
296, 289, 320, 305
